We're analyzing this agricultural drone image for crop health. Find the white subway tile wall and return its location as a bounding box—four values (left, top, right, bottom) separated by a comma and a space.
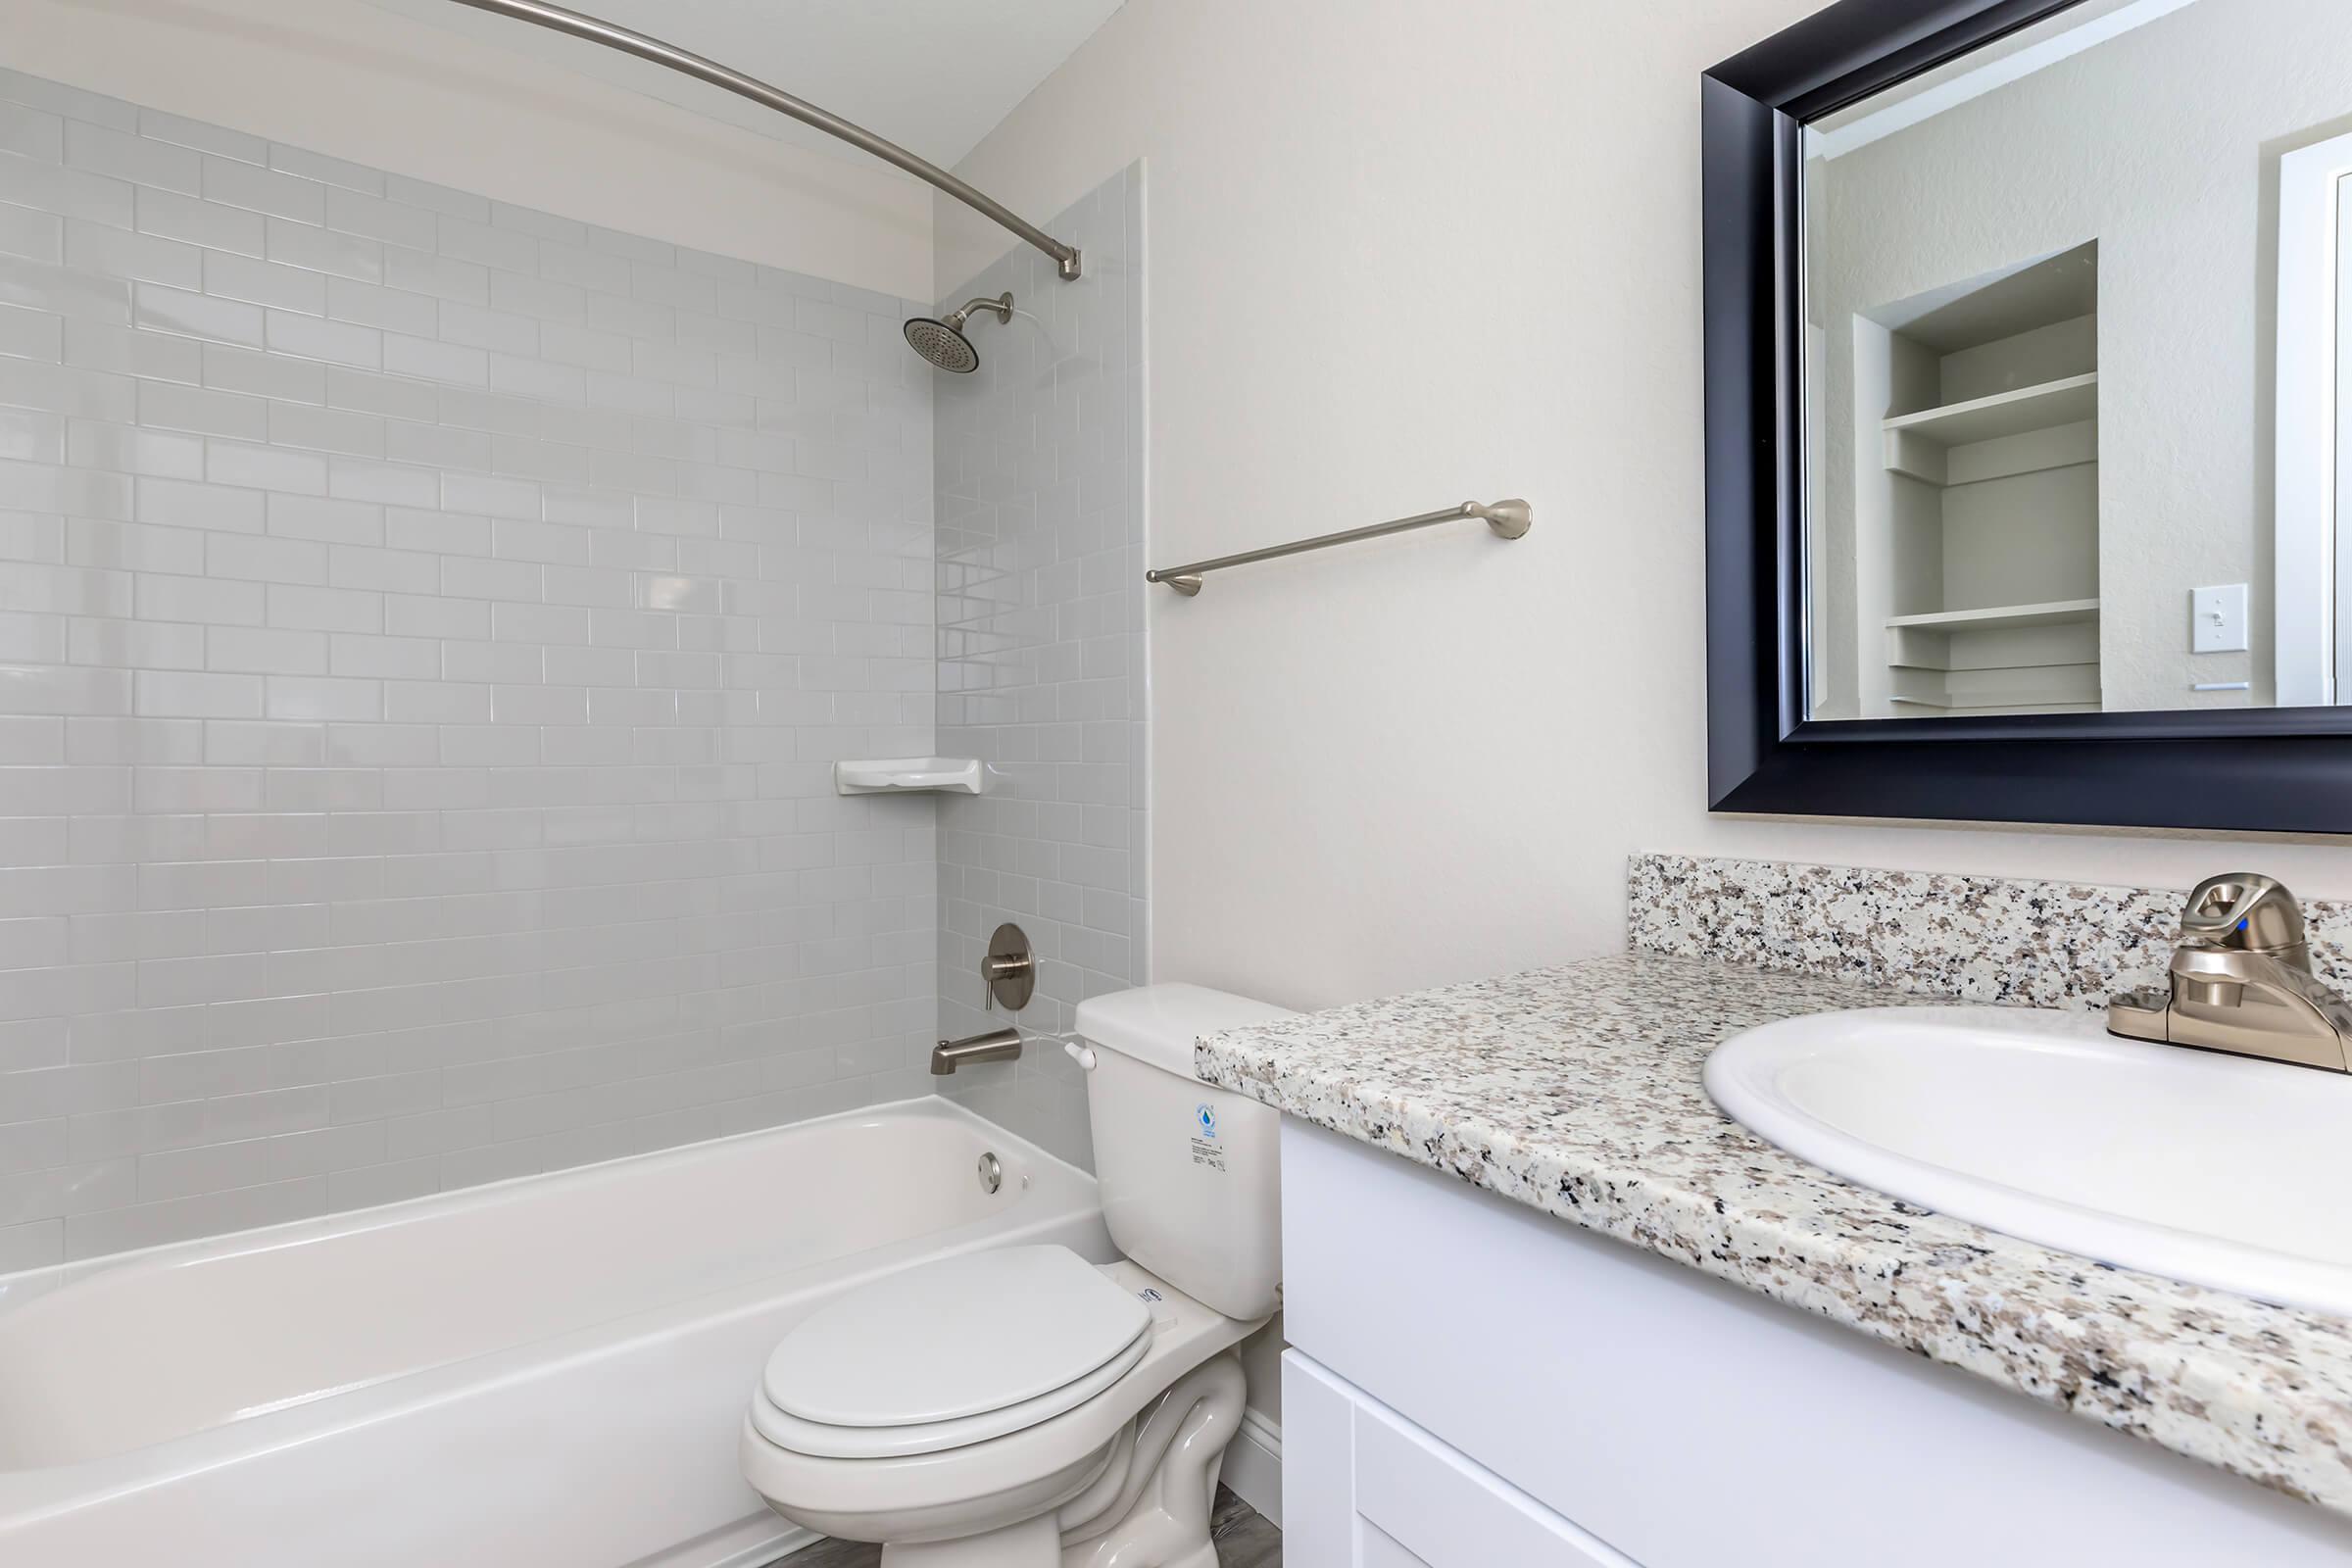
934, 169, 1147, 1170
0, 70, 940, 1268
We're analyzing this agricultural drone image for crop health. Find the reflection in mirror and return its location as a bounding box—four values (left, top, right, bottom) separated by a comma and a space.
1801, 0, 2352, 719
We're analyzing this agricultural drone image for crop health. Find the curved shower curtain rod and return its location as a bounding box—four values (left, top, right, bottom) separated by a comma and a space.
442, 0, 1083, 280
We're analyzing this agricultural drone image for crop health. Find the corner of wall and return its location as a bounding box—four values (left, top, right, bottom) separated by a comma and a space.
930, 164, 1148, 1173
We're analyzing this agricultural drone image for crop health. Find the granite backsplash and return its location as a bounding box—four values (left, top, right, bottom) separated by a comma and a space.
1627, 853, 2352, 1010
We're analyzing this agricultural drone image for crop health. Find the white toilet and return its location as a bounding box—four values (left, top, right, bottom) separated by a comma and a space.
739, 983, 1294, 1567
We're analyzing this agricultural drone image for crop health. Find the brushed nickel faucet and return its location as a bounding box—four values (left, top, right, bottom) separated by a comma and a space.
2107, 873, 2352, 1071
931, 923, 1036, 1074
931, 1027, 1023, 1075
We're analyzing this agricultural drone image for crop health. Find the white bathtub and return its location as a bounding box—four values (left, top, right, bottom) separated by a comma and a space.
0, 1098, 1111, 1568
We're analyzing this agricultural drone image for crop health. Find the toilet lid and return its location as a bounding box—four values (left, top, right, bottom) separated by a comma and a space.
750, 1328, 1152, 1460
761, 1245, 1152, 1430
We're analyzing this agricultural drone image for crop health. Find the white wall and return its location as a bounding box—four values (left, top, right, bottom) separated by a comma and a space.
13, 0, 932, 300
942, 0, 2352, 1020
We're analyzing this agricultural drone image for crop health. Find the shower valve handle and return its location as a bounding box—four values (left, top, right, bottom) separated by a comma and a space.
981, 952, 1030, 1010
979, 923, 1036, 1012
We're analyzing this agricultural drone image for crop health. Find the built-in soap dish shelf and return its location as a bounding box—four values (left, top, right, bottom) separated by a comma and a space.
833, 758, 986, 796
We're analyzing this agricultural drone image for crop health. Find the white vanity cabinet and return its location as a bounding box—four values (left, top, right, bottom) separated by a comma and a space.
1275, 1119, 2352, 1568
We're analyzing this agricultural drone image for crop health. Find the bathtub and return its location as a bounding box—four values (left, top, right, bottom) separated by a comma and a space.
0, 1097, 1111, 1568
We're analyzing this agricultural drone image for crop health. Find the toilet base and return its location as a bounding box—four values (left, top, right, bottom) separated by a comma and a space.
1058, 1355, 1241, 1568
880, 1514, 1061, 1567
861, 1353, 1245, 1568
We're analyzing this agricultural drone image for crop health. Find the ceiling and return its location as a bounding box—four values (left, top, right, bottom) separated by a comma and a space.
360, 0, 1127, 172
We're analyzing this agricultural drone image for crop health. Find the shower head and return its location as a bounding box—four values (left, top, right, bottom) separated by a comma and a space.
904, 292, 1013, 373
904, 317, 978, 374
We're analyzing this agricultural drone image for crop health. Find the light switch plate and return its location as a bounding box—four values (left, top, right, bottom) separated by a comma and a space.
2192, 584, 2248, 654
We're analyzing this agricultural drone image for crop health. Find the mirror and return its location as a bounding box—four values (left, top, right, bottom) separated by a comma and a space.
1703, 0, 2352, 834
1800, 0, 2348, 720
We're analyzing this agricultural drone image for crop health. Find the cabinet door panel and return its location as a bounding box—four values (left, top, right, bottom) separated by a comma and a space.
1281, 1351, 1359, 1568
1352, 1382, 1636, 1568
1357, 1523, 1433, 1568
1284, 1349, 1638, 1568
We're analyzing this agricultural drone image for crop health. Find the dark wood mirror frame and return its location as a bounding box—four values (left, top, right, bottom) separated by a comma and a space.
1702, 0, 2352, 834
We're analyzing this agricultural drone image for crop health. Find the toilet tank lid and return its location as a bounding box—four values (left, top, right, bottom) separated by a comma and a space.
1075, 983, 1296, 1080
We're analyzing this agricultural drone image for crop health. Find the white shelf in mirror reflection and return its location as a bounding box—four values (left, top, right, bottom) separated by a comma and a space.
1886, 688, 2096, 711
1884, 597, 2100, 633
832, 758, 985, 796
1881, 369, 2100, 447
1885, 598, 2101, 710
1883, 416, 2096, 487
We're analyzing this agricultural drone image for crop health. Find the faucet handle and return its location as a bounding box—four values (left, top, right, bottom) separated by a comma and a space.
2180, 872, 2308, 963
979, 922, 1035, 1012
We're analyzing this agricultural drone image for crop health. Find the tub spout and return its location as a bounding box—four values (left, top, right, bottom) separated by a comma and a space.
931, 1027, 1022, 1075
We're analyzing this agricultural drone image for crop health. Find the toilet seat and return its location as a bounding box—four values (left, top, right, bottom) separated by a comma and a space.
741, 1259, 1267, 1533
753, 1245, 1154, 1460
750, 1331, 1152, 1459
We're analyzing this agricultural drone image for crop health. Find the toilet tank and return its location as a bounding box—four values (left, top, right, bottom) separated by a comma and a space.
1072, 984, 1296, 1322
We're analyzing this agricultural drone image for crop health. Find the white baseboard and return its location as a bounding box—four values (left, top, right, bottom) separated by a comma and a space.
1218, 1406, 1283, 1527
708, 1519, 814, 1568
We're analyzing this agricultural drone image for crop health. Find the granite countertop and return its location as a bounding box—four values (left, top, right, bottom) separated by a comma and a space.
1195, 951, 2352, 1515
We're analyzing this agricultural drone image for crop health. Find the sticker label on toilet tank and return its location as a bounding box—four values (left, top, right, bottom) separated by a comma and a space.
1191, 1104, 1226, 1172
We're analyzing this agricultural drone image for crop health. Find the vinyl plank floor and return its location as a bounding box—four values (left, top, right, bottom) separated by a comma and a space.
1206, 1485, 1284, 1568
774, 1486, 1280, 1566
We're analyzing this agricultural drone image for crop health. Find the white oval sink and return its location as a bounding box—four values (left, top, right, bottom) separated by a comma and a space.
1706, 1006, 2352, 1315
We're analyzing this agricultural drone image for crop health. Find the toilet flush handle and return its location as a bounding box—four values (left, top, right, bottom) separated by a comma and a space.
1064, 1040, 1097, 1071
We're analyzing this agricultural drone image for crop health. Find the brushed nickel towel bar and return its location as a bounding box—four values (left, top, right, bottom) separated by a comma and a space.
1146, 499, 1533, 596
442, 0, 1083, 280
